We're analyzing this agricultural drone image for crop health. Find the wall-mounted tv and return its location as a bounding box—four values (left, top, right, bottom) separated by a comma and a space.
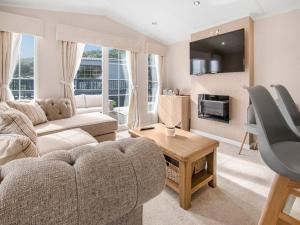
190, 29, 245, 75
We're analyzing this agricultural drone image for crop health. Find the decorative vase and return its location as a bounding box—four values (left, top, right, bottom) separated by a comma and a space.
166, 126, 176, 136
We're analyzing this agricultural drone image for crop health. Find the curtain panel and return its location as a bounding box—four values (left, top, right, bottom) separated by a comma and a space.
0, 31, 21, 101
127, 51, 140, 129
60, 40, 85, 115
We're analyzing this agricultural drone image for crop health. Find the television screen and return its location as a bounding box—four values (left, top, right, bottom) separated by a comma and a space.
190, 29, 245, 75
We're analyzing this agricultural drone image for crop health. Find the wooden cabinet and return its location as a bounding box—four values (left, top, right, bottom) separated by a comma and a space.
158, 95, 190, 131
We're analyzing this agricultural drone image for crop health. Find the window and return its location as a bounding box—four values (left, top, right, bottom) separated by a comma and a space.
74, 45, 102, 95
108, 48, 129, 125
148, 54, 159, 112
10, 34, 35, 100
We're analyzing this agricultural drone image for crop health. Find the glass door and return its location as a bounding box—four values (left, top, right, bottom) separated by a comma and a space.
108, 48, 129, 127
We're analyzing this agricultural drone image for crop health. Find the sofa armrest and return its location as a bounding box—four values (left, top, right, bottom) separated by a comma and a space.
0, 137, 166, 225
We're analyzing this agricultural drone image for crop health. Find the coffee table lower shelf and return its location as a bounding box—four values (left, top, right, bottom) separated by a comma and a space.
166, 170, 214, 194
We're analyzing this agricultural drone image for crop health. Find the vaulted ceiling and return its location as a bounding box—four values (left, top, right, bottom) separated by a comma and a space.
0, 0, 300, 44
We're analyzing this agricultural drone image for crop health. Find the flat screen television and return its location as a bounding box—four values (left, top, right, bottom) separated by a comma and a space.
190, 29, 245, 75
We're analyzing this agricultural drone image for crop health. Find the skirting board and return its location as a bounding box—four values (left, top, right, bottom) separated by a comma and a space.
190, 129, 251, 150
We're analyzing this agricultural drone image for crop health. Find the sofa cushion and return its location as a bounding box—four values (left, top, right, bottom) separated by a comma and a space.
7, 101, 48, 125
34, 112, 118, 137
0, 108, 37, 144
76, 107, 103, 114
85, 95, 102, 108
37, 128, 97, 156
0, 134, 38, 165
36, 98, 73, 121
75, 95, 86, 108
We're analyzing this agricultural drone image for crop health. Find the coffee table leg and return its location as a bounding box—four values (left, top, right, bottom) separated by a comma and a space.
207, 148, 217, 188
179, 161, 192, 209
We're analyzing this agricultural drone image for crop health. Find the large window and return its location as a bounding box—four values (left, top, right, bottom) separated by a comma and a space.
74, 45, 102, 95
148, 54, 159, 112
108, 48, 129, 125
10, 34, 35, 100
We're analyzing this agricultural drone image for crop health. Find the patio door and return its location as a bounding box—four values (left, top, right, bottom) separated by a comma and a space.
107, 48, 129, 127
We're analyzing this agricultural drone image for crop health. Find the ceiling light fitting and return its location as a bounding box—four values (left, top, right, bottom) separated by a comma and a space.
193, 1, 200, 6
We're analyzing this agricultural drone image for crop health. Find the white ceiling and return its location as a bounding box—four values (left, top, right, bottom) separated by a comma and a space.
0, 0, 300, 44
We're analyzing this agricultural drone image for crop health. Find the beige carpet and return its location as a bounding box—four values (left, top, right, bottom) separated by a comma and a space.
117, 131, 300, 225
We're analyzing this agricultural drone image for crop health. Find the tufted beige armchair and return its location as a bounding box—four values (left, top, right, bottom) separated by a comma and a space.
0, 137, 166, 225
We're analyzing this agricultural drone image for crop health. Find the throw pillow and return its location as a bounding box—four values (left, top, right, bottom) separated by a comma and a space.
0, 108, 37, 144
7, 101, 48, 125
0, 102, 10, 111
0, 134, 38, 165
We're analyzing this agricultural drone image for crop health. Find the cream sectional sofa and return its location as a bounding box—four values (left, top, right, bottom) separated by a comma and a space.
0, 98, 118, 160
34, 98, 118, 154
36, 98, 117, 140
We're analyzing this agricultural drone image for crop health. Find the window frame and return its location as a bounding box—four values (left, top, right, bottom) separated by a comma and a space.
10, 34, 36, 100
108, 48, 130, 126
74, 44, 103, 96
147, 54, 159, 113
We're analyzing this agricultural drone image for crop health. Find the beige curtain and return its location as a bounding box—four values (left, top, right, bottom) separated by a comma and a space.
127, 51, 140, 129
61, 41, 85, 115
0, 31, 21, 101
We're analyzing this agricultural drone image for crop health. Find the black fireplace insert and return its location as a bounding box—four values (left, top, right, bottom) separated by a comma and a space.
198, 94, 230, 123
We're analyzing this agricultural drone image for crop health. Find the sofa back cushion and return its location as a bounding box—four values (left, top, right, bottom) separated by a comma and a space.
0, 108, 37, 144
0, 134, 38, 165
75, 95, 86, 108
85, 95, 102, 108
7, 101, 48, 126
36, 98, 73, 121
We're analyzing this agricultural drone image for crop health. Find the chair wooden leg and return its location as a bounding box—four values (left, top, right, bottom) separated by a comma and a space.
239, 132, 248, 155
258, 175, 292, 225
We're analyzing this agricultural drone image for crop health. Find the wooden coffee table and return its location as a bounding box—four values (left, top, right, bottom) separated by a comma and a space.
129, 123, 219, 209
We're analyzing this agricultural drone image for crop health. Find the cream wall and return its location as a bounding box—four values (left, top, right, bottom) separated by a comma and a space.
167, 9, 300, 143
0, 6, 166, 125
254, 9, 300, 103
167, 17, 253, 143
167, 40, 191, 92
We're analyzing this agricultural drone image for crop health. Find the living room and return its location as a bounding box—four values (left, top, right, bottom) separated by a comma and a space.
0, 1, 300, 225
